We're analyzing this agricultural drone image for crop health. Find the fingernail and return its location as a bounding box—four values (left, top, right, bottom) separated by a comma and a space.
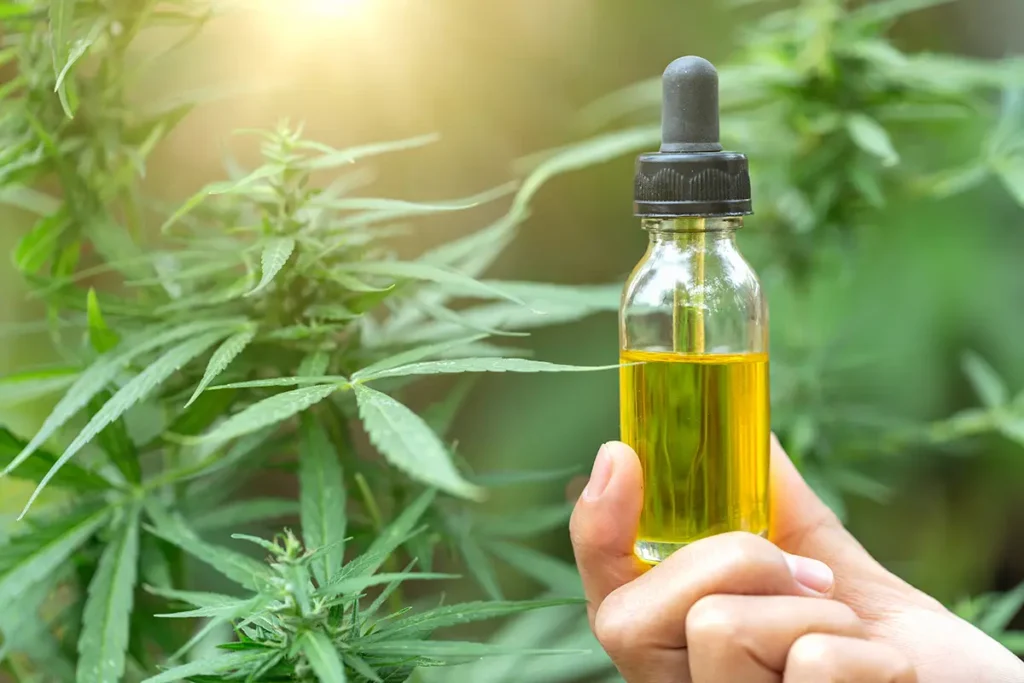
582, 444, 614, 501
784, 552, 834, 594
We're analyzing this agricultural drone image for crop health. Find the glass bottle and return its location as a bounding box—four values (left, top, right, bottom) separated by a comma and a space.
620, 57, 769, 564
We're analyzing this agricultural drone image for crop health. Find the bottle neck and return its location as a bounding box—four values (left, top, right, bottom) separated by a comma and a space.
642, 216, 742, 237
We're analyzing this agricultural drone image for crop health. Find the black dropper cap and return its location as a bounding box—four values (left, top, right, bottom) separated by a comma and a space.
634, 56, 752, 217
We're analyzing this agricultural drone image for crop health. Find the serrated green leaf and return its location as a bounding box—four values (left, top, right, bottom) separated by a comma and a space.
486, 541, 583, 596
353, 384, 481, 499
300, 414, 347, 586
978, 582, 1024, 635
511, 127, 658, 220
89, 389, 141, 484
378, 599, 580, 641
383, 292, 618, 346
247, 238, 295, 296
186, 328, 257, 408
301, 133, 438, 170
190, 498, 299, 531
357, 357, 620, 383
77, 506, 140, 683
354, 335, 488, 380
208, 376, 348, 390
357, 640, 579, 659
3, 318, 241, 479
321, 572, 457, 599
156, 596, 262, 620
0, 506, 109, 604
199, 384, 338, 448
846, 114, 899, 166
19, 330, 227, 517
335, 262, 523, 305
145, 586, 242, 610
0, 427, 110, 490
961, 351, 1007, 408
87, 288, 121, 353
343, 654, 382, 683
338, 489, 435, 580
300, 631, 346, 683
141, 650, 269, 683
145, 505, 269, 590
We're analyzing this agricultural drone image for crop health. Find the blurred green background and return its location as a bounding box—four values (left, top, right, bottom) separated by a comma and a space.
3, 0, 1023, 616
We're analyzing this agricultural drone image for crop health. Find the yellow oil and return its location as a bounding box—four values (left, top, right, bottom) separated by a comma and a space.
619, 349, 770, 563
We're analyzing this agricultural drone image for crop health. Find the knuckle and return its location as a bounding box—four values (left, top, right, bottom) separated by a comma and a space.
686, 595, 743, 644
716, 531, 790, 578
593, 590, 643, 656
876, 644, 918, 683
822, 600, 865, 635
786, 633, 836, 676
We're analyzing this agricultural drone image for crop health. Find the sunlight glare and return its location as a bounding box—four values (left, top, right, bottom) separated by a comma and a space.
298, 0, 368, 18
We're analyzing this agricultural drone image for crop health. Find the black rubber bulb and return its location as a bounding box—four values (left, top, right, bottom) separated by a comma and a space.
659, 56, 723, 153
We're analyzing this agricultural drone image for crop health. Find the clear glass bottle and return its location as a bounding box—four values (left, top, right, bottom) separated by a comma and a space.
621, 57, 769, 564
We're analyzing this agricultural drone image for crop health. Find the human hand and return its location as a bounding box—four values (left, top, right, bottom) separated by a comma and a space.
569, 437, 1024, 683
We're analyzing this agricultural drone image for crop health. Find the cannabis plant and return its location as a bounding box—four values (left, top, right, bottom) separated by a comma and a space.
0, 1, 620, 681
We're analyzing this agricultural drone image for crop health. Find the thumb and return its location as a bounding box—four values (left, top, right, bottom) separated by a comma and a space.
769, 434, 898, 601
569, 441, 647, 626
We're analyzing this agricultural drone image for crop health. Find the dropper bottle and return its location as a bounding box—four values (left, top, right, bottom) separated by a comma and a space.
619, 56, 769, 564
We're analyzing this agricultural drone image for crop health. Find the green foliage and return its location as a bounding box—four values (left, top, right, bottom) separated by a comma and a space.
0, 0, 619, 679
1, 0, 1021, 681
571, 0, 1024, 506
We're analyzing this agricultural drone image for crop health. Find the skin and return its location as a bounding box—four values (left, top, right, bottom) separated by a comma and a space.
569, 436, 1024, 683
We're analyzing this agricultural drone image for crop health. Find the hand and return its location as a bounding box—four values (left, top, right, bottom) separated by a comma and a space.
569, 437, 1024, 683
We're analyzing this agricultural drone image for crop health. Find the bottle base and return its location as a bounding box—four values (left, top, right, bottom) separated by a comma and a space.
635, 530, 769, 565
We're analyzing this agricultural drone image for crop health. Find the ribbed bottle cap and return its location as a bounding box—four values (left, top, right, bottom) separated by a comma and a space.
634, 56, 752, 217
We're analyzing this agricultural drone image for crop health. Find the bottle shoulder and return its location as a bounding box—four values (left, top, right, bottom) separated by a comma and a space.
622, 242, 763, 309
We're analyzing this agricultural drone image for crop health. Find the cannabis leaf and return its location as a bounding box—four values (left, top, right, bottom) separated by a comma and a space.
19, 329, 229, 517
300, 630, 347, 683
354, 384, 482, 499
0, 507, 110, 604
77, 506, 140, 683
299, 413, 347, 586
248, 237, 296, 296
3, 319, 240, 478
186, 327, 257, 407
200, 384, 339, 447
355, 357, 620, 383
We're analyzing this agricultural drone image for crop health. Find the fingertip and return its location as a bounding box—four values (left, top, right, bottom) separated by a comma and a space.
599, 441, 643, 489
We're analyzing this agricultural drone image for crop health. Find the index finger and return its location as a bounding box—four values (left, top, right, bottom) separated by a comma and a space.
569, 441, 647, 625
